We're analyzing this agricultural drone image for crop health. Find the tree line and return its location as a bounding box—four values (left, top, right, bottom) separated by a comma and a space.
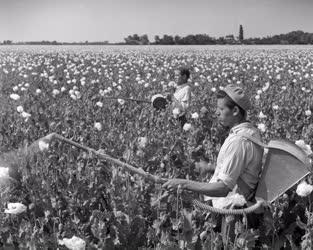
2, 30, 313, 45
124, 30, 313, 45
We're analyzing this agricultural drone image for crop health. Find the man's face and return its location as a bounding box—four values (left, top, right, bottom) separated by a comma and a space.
216, 98, 236, 128
175, 71, 187, 85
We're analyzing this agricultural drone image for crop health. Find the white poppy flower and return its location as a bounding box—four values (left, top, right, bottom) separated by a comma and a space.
295, 140, 312, 156
138, 137, 148, 149
191, 112, 199, 119
183, 123, 192, 131
211, 87, 216, 92
4, 203, 27, 214
305, 110, 312, 117
257, 123, 266, 132
10, 94, 20, 100
272, 105, 279, 110
21, 112, 31, 121
210, 193, 247, 209
58, 236, 86, 250
296, 181, 313, 197
94, 122, 102, 131
0, 167, 9, 178
38, 140, 49, 151
96, 101, 103, 108
172, 108, 180, 118
117, 99, 125, 105
258, 111, 267, 119
262, 82, 270, 92
36, 89, 42, 94
16, 106, 24, 113
52, 89, 60, 96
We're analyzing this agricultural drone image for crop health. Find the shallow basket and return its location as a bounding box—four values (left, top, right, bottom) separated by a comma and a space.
151, 94, 168, 110
255, 139, 311, 202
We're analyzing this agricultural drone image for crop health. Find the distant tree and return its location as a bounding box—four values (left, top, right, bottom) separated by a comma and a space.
154, 35, 161, 44
132, 34, 140, 41
139, 34, 149, 45
3, 40, 13, 45
160, 35, 175, 45
124, 34, 141, 45
174, 35, 181, 44
217, 37, 226, 45
239, 25, 244, 42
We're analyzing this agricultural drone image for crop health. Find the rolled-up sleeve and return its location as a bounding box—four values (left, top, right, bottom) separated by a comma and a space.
216, 138, 248, 190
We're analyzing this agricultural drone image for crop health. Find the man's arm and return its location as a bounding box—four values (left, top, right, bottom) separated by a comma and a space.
162, 178, 231, 197
183, 180, 231, 197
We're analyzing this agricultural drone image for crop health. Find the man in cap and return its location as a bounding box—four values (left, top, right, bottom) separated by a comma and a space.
171, 68, 192, 127
163, 84, 263, 240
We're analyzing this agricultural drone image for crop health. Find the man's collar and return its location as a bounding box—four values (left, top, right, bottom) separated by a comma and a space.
230, 122, 252, 134
176, 83, 188, 89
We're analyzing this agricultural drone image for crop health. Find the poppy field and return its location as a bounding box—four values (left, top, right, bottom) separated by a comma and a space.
1, 45, 313, 249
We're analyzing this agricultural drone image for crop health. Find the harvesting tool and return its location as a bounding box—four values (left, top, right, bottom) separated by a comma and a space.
53, 134, 312, 215
102, 94, 169, 110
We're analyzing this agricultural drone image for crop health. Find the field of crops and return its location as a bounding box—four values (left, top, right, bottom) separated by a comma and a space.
1, 45, 313, 249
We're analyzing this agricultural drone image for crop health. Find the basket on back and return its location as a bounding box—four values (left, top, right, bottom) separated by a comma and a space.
255, 139, 311, 203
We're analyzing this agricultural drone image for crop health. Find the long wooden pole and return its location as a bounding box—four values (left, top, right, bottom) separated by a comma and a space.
102, 96, 151, 103
54, 134, 166, 184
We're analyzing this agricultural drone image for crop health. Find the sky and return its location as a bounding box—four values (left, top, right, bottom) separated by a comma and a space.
0, 0, 312, 43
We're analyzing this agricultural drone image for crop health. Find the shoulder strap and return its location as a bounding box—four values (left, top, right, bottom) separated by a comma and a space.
236, 133, 268, 148
234, 133, 267, 202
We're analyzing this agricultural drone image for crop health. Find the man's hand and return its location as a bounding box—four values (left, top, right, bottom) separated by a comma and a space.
166, 93, 172, 102
162, 178, 187, 191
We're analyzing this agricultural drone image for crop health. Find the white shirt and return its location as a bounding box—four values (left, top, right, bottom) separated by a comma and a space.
172, 84, 191, 116
205, 122, 264, 205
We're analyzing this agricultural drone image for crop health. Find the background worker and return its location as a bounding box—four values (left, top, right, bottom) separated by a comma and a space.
170, 67, 192, 127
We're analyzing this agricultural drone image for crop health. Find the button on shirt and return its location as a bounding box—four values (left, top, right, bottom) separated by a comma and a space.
205, 122, 264, 203
172, 84, 191, 116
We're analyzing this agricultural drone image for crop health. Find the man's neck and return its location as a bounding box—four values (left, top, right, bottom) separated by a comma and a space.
230, 119, 247, 129
178, 81, 187, 86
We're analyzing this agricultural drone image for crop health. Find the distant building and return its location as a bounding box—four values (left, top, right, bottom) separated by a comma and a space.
224, 35, 237, 44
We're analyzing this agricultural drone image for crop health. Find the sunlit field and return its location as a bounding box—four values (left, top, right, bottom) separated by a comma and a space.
1, 45, 313, 249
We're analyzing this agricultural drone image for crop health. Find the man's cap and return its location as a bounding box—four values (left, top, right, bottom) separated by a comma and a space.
223, 84, 251, 111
